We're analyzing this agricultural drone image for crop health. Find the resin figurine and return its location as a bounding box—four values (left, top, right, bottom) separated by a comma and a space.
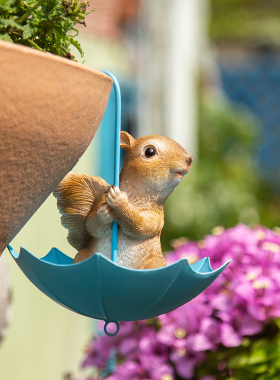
54, 132, 192, 269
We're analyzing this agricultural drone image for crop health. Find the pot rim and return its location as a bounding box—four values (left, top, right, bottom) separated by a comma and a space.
0, 40, 112, 84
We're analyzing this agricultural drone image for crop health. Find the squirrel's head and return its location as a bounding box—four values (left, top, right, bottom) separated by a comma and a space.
120, 132, 193, 202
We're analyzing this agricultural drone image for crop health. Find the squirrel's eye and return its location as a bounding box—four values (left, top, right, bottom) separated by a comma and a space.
144, 147, 156, 158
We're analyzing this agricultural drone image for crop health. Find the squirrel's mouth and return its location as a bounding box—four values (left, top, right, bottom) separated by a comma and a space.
176, 171, 188, 178
171, 168, 190, 178
171, 155, 193, 178
171, 160, 192, 178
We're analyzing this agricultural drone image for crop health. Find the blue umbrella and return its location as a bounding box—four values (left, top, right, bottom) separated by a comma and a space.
8, 246, 229, 324
8, 72, 230, 336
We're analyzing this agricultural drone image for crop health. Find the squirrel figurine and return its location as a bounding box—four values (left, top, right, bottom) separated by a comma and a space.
53, 132, 192, 269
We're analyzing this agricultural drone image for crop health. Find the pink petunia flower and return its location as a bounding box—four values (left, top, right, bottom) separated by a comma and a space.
79, 224, 280, 380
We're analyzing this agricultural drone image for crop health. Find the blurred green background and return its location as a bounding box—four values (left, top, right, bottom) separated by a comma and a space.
162, 97, 280, 250
209, 0, 280, 47
162, 0, 280, 250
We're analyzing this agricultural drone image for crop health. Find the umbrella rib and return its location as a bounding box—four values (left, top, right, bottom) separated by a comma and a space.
129, 260, 186, 321
22, 250, 76, 312
96, 254, 111, 321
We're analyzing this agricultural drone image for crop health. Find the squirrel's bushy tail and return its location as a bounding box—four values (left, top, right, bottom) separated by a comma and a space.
53, 173, 110, 251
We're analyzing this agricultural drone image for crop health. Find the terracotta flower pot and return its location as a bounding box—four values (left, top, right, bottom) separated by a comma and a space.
0, 41, 113, 254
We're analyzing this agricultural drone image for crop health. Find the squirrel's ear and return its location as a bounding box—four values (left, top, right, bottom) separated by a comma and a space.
120, 131, 134, 151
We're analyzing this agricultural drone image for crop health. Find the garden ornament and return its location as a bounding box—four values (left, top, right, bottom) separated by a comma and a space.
8, 72, 230, 336
53, 132, 193, 269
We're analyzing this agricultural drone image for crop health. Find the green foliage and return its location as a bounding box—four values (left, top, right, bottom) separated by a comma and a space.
162, 96, 280, 249
209, 0, 280, 45
194, 321, 280, 380
0, 0, 91, 58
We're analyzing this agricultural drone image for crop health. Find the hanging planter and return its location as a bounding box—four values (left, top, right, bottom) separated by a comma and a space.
0, 40, 113, 253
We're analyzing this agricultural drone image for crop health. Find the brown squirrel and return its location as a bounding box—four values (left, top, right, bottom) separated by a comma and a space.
53, 132, 192, 269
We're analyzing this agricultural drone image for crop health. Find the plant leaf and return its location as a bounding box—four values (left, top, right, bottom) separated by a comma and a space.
0, 17, 23, 29
228, 353, 249, 368
22, 23, 33, 39
0, 33, 12, 42
68, 35, 83, 57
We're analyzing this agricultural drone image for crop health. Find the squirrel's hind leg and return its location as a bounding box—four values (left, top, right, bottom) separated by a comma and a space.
74, 202, 114, 264
73, 237, 96, 263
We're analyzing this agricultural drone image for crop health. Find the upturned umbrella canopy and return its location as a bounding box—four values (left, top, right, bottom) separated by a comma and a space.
8, 245, 229, 322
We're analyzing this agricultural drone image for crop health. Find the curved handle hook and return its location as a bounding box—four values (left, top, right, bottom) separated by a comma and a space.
102, 71, 121, 264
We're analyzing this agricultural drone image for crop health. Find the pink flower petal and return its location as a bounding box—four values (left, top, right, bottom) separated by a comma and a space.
220, 323, 241, 347
239, 315, 262, 336
176, 358, 197, 379
191, 333, 213, 351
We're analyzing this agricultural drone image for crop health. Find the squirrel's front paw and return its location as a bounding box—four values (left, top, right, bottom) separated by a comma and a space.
106, 186, 128, 210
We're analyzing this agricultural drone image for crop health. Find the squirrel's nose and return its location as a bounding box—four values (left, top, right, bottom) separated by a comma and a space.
186, 154, 193, 167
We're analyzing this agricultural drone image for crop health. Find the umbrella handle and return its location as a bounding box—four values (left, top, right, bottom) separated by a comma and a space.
102, 71, 121, 264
